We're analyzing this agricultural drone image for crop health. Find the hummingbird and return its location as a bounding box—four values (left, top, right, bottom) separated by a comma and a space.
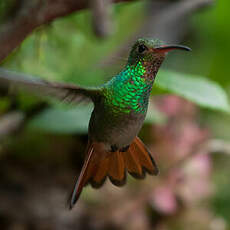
0, 38, 191, 209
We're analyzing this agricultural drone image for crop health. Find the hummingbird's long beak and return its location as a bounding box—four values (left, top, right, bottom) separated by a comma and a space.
155, 45, 191, 53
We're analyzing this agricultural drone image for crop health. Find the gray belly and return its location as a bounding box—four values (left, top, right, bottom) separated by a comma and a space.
88, 107, 146, 150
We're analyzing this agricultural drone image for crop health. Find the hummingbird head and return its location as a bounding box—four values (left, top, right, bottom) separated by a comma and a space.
128, 38, 191, 72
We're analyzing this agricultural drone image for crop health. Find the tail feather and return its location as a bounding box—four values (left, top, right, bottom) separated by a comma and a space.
108, 152, 126, 186
132, 137, 159, 176
123, 150, 142, 177
69, 142, 107, 208
69, 145, 94, 208
93, 157, 109, 186
69, 137, 159, 209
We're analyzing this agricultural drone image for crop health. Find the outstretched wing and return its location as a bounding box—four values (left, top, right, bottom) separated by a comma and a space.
0, 68, 99, 104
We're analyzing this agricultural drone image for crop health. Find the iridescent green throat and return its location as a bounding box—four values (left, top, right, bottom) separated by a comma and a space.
103, 61, 154, 114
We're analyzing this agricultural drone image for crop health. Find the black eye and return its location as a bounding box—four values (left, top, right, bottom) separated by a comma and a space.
138, 44, 148, 53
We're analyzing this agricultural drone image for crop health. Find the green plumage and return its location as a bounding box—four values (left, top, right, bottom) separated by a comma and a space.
103, 61, 152, 114
87, 39, 167, 149
99, 38, 166, 116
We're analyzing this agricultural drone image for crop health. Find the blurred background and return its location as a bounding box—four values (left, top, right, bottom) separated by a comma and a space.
0, 0, 230, 229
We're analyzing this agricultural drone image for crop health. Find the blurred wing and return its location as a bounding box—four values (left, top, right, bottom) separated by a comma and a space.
0, 68, 99, 104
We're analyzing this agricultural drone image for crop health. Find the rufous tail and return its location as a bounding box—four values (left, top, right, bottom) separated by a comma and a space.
69, 137, 159, 209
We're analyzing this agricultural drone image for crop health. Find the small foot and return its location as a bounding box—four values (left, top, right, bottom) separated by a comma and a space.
120, 145, 130, 152
111, 144, 118, 152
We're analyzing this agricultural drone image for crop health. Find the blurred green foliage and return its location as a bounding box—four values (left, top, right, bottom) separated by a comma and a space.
28, 105, 93, 134
3, 2, 145, 85
2, 1, 229, 116
156, 70, 230, 112
190, 0, 230, 226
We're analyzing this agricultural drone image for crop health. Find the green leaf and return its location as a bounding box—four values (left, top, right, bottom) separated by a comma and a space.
155, 70, 230, 112
28, 105, 92, 134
